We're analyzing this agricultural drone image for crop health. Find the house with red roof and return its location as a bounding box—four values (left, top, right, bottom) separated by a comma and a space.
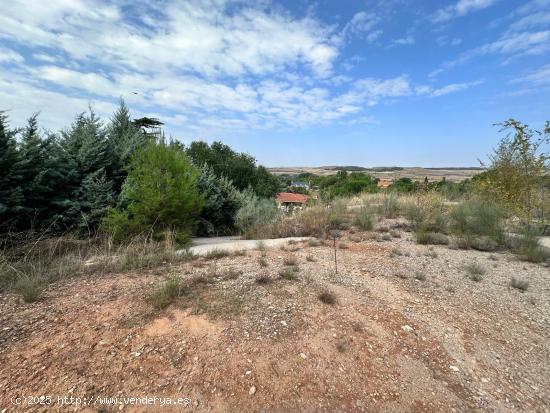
276, 192, 309, 212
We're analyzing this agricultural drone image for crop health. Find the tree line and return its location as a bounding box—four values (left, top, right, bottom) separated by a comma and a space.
0, 101, 282, 243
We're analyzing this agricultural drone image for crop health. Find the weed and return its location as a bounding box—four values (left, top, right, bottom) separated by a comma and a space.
338, 242, 349, 249
464, 262, 487, 281
378, 194, 400, 218
255, 274, 272, 285
233, 249, 247, 257
389, 229, 401, 238
222, 268, 241, 280
256, 240, 266, 252
204, 249, 230, 260
258, 257, 268, 267
390, 247, 403, 257
416, 231, 449, 245
308, 238, 322, 247
510, 277, 529, 292
509, 225, 550, 263
335, 338, 348, 353
353, 207, 373, 230
279, 267, 298, 280
13, 276, 45, 303
414, 271, 426, 281
318, 289, 337, 305
283, 255, 298, 266
424, 249, 438, 259
450, 198, 507, 247
149, 277, 184, 310
348, 235, 362, 243
306, 254, 315, 262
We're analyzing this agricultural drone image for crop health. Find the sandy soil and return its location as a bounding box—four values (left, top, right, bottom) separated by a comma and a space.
1, 219, 549, 412
187, 237, 312, 256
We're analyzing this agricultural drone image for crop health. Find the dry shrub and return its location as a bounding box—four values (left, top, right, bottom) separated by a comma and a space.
0, 232, 194, 302
318, 289, 337, 304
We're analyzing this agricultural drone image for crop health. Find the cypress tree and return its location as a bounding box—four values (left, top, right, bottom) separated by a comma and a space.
0, 111, 24, 231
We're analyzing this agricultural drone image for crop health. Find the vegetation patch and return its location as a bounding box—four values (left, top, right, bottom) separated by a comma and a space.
148, 277, 185, 310
510, 277, 529, 292
318, 289, 337, 305
279, 267, 298, 280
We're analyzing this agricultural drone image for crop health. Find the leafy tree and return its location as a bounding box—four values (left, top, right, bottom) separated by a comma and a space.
253, 165, 281, 198
391, 177, 416, 193
102, 142, 203, 244
186, 141, 279, 198
320, 171, 377, 199
477, 119, 549, 220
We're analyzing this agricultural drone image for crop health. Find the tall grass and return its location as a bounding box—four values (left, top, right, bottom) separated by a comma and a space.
0, 231, 194, 302
508, 225, 550, 263
450, 198, 507, 250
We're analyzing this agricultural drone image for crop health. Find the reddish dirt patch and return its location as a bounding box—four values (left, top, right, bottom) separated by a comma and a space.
1, 224, 549, 412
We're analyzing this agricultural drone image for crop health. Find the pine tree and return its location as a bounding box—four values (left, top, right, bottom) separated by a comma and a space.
107, 100, 144, 194
60, 109, 116, 231
77, 168, 115, 235
196, 163, 241, 235
0, 111, 24, 231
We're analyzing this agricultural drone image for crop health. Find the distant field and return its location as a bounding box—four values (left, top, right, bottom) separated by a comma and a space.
268, 166, 484, 182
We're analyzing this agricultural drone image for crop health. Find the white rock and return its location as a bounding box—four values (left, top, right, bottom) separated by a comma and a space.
450, 365, 460, 372
401, 325, 414, 333
249, 386, 256, 395
300, 353, 307, 359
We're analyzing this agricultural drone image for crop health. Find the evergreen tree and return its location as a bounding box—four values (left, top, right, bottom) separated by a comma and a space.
61, 109, 116, 231
77, 168, 115, 234
102, 141, 203, 244
196, 164, 241, 235
0, 111, 23, 231
107, 100, 144, 194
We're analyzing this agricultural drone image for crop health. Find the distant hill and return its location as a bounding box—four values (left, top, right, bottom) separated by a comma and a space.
268, 166, 484, 182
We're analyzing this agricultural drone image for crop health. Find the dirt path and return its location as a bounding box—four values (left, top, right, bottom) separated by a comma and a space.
185, 236, 312, 256
1, 220, 549, 412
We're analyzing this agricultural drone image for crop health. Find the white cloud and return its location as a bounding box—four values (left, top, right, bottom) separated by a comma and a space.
430, 30, 550, 76
337, 11, 383, 44
0, 0, 488, 137
393, 36, 415, 46
512, 64, 550, 86
432, 0, 496, 23
0, 46, 24, 63
436, 36, 462, 46
0, 0, 338, 78
429, 80, 483, 96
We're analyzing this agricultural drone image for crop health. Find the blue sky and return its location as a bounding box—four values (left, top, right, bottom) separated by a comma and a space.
0, 0, 549, 167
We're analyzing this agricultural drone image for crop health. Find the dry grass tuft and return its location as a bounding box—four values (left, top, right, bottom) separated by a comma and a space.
318, 289, 337, 305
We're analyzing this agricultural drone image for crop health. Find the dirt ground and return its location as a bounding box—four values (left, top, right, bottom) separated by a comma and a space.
1, 219, 549, 412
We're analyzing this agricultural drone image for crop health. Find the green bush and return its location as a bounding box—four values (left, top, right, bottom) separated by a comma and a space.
235, 190, 280, 236
378, 194, 400, 218
509, 225, 550, 263
450, 198, 507, 249
415, 231, 449, 245
149, 277, 185, 310
353, 206, 373, 230
102, 142, 203, 245
14, 275, 46, 303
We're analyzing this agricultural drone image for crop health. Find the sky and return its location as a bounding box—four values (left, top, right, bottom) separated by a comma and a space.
0, 0, 549, 167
